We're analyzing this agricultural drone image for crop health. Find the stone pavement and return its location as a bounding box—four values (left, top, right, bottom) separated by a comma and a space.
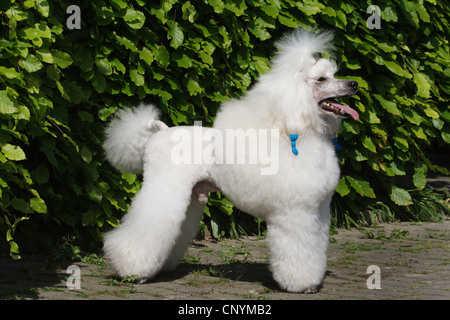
0, 219, 448, 300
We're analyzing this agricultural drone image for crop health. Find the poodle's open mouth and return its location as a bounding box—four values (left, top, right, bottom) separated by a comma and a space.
319, 98, 359, 120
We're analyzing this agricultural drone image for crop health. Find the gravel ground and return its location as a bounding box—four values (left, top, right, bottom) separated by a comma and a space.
0, 219, 448, 301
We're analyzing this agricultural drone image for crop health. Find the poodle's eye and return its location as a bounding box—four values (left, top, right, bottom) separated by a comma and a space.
316, 77, 327, 82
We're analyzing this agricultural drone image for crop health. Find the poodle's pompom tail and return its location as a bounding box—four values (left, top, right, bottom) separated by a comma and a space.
103, 103, 168, 173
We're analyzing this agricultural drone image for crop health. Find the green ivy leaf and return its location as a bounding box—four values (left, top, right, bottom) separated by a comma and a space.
9, 241, 21, 259
1, 144, 26, 161
0, 66, 23, 80
413, 72, 431, 98
182, 1, 197, 22
86, 184, 103, 203
155, 46, 170, 68
261, 4, 279, 18
168, 23, 184, 49
30, 196, 47, 213
248, 22, 271, 40
82, 210, 96, 226
174, 52, 192, 68
413, 164, 427, 190
139, 47, 154, 65
389, 186, 413, 206
346, 176, 375, 198
393, 136, 409, 151
95, 58, 113, 75
335, 177, 350, 197
74, 47, 94, 72
114, 33, 139, 52
36, 48, 54, 63
19, 54, 43, 73
110, 0, 128, 9
252, 57, 271, 74
123, 8, 146, 29
56, 80, 70, 100
198, 51, 213, 65
374, 94, 401, 115
6, 6, 28, 21
0, 90, 18, 114
35, 0, 50, 18
423, 108, 439, 119
81, 146, 93, 163
278, 14, 298, 28
384, 60, 411, 78
106, 215, 120, 227
11, 198, 29, 213
442, 128, 450, 144
362, 136, 377, 153
187, 78, 202, 96
209, 0, 225, 13
15, 105, 30, 121
129, 68, 145, 86
411, 126, 427, 140
51, 49, 73, 69
92, 73, 107, 93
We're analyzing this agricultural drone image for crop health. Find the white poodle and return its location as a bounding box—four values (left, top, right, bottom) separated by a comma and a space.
103, 29, 359, 293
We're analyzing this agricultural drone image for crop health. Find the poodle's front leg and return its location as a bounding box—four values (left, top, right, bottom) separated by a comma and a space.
266, 208, 331, 293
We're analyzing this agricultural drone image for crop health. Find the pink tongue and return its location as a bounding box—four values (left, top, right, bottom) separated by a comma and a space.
329, 100, 359, 120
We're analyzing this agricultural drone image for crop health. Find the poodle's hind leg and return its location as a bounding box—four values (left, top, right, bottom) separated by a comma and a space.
162, 195, 204, 272
266, 208, 331, 293
103, 174, 196, 282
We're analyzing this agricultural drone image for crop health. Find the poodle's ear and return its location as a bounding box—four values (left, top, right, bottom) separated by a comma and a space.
293, 56, 317, 78
279, 80, 324, 135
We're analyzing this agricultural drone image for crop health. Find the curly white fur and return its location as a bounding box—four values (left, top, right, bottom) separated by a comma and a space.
103, 29, 358, 293
104, 103, 167, 173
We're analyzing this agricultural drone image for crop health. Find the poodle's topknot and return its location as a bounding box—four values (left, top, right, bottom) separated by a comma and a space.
275, 28, 334, 58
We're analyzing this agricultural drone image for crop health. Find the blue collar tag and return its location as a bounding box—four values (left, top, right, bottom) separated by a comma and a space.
289, 134, 299, 155
289, 135, 341, 155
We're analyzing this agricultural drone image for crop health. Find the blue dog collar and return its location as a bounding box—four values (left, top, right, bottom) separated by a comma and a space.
289, 135, 341, 155
289, 134, 299, 155
332, 136, 342, 151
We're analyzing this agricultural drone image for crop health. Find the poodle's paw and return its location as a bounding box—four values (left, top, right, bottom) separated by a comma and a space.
284, 285, 320, 294
277, 280, 322, 294
138, 277, 149, 284
302, 286, 318, 294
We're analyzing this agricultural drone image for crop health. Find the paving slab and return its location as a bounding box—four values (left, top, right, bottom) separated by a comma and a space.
0, 220, 448, 300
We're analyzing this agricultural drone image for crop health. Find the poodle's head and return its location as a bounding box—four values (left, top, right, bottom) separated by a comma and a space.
259, 29, 359, 135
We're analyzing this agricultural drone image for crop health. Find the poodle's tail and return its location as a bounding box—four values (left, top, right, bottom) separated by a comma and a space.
103, 103, 168, 174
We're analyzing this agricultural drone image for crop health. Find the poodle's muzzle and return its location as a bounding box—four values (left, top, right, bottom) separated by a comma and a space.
318, 80, 359, 120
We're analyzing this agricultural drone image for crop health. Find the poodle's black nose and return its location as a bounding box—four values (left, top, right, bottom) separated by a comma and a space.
348, 81, 358, 89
